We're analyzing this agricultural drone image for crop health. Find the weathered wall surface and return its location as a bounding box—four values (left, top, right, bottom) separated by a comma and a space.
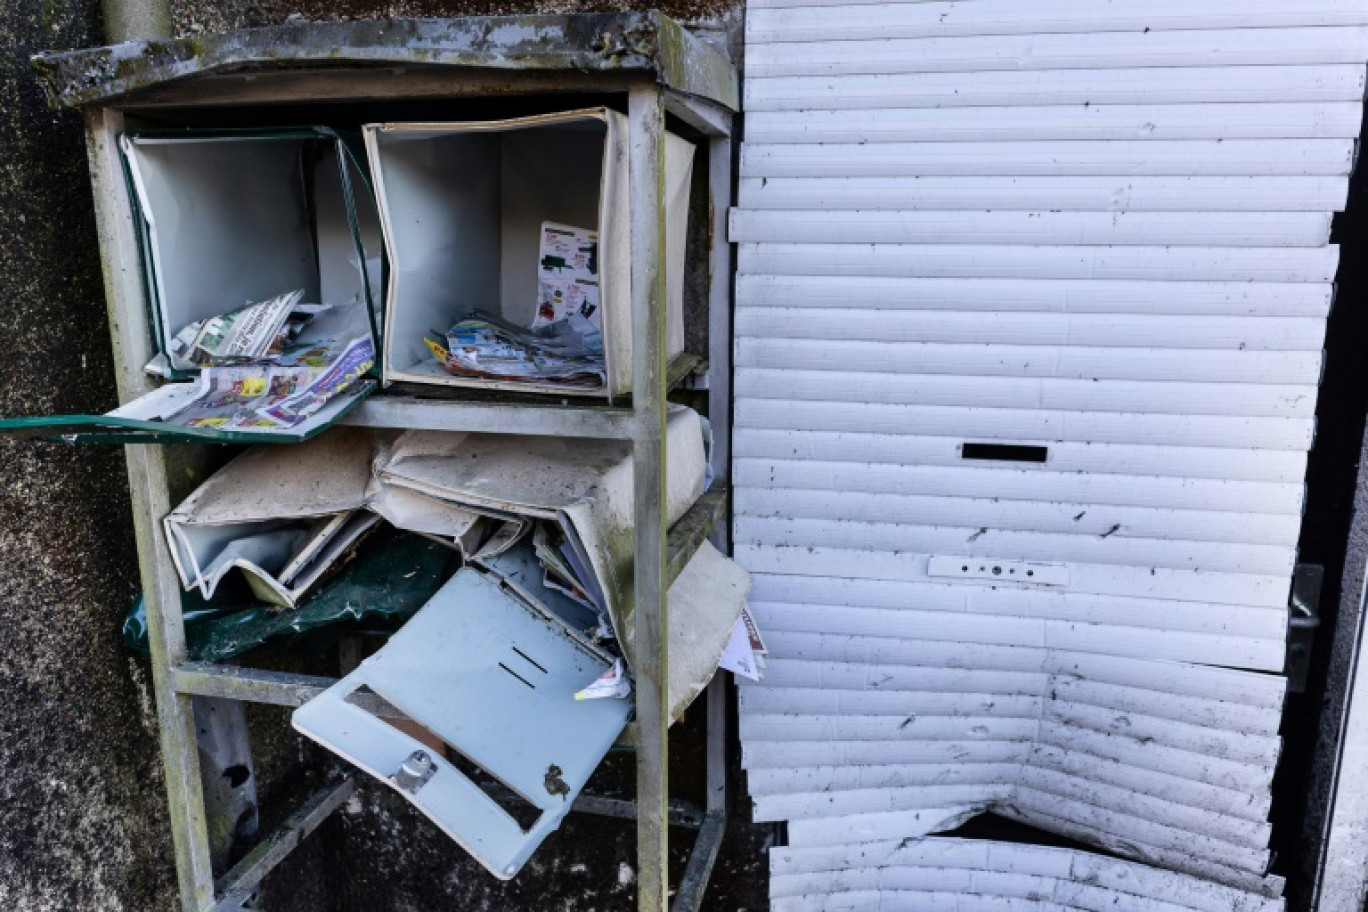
169, 0, 739, 42
1, 0, 756, 909
0, 2, 180, 910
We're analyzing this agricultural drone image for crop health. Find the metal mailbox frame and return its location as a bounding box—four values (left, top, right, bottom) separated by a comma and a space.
37, 13, 738, 911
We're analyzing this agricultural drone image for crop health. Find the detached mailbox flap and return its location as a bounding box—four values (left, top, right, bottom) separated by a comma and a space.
0, 379, 375, 444
292, 558, 630, 879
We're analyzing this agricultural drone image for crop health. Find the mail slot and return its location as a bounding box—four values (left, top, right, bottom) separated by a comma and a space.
366, 109, 694, 399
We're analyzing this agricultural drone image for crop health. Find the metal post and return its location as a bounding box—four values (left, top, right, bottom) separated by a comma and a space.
1313, 564, 1368, 908
192, 697, 260, 875
100, 0, 172, 43
629, 81, 670, 912
706, 130, 735, 556
672, 676, 728, 912
85, 107, 216, 910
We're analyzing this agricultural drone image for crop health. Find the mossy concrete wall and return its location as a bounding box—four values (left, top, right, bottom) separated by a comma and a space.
0, 2, 180, 909
1, 1, 758, 910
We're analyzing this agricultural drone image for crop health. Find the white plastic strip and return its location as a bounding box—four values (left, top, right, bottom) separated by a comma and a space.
754, 785, 1017, 823
746, 26, 1368, 76
747, 759, 1272, 823
738, 176, 1351, 213
741, 140, 1358, 178
1037, 722, 1274, 793
747, 103, 1364, 144
770, 838, 1284, 910
729, 209, 1332, 247
1047, 679, 1279, 736
785, 807, 997, 848
736, 339, 1323, 384
751, 657, 1285, 710
741, 687, 1041, 718
738, 243, 1340, 282
745, 66, 1367, 111
741, 683, 1274, 737
735, 275, 1335, 317
736, 546, 1292, 607
746, 0, 1368, 43
1029, 746, 1273, 820
756, 778, 1272, 847
734, 431, 1309, 482
747, 763, 1027, 798
734, 460, 1305, 514
738, 489, 1303, 544
734, 400, 1315, 450
1001, 792, 1270, 877
735, 309, 1330, 351
743, 738, 1034, 770
746, 603, 1284, 669
736, 516, 1295, 576
734, 370, 1318, 419
749, 576, 1289, 641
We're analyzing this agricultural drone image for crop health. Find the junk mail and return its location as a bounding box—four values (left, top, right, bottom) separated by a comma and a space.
367, 109, 694, 398
423, 223, 607, 388
159, 412, 756, 877
0, 128, 384, 444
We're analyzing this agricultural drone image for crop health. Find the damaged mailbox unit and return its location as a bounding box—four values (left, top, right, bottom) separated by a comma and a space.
7, 14, 743, 907
160, 409, 750, 877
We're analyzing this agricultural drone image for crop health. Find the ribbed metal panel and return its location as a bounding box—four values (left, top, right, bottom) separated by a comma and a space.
735, 0, 1367, 904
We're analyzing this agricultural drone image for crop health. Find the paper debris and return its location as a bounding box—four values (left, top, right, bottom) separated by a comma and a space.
575, 658, 632, 701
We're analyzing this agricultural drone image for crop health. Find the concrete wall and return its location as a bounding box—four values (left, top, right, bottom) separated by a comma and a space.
0, 1, 759, 910
0, 2, 181, 909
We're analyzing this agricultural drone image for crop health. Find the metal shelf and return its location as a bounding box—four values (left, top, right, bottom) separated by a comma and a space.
342, 395, 635, 439
342, 355, 707, 440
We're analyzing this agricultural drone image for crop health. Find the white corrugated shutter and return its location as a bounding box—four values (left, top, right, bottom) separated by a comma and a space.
733, 1, 1368, 905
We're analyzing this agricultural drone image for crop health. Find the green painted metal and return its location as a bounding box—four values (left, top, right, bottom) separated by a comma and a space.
0, 381, 376, 445
124, 533, 461, 663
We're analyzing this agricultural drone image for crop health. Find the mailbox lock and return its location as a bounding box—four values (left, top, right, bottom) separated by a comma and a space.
392, 750, 438, 794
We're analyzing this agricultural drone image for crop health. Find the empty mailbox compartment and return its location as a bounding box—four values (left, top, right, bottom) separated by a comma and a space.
366, 109, 694, 399
0, 127, 384, 444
